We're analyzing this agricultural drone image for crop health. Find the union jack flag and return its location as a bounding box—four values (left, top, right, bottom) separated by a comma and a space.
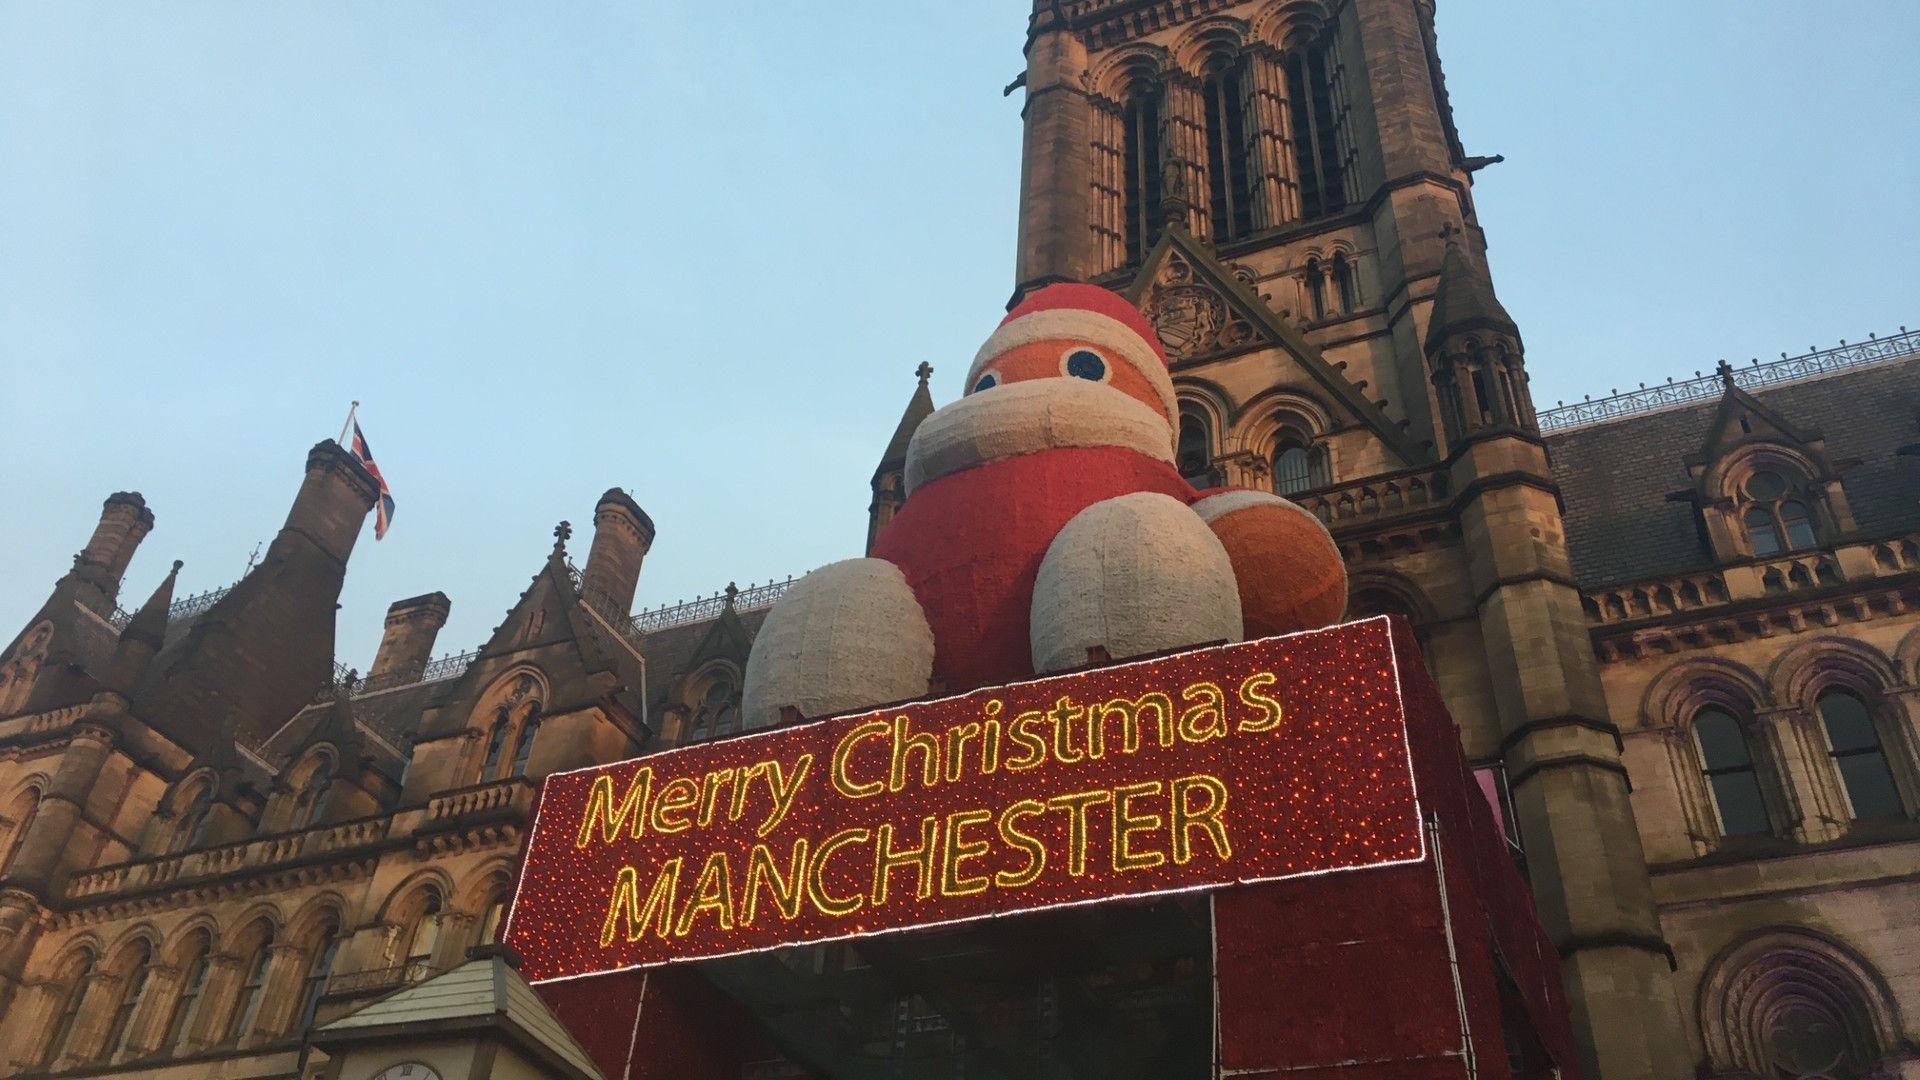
350, 420, 395, 540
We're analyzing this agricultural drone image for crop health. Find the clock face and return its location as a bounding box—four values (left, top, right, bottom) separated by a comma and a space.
371, 1065, 442, 1080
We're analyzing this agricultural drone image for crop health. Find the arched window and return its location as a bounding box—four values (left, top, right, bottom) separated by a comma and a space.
103, 940, 154, 1058
479, 894, 507, 946
225, 930, 273, 1043
1695, 708, 1771, 837
688, 679, 739, 743
1202, 59, 1252, 242
1304, 258, 1327, 320
1816, 691, 1903, 821
295, 921, 341, 1033
164, 932, 212, 1051
1177, 406, 1218, 486
1331, 253, 1357, 312
289, 758, 334, 831
1699, 931, 1898, 1080
171, 785, 214, 854
1272, 435, 1325, 496
1, 786, 40, 873
43, 950, 95, 1066
1121, 79, 1165, 264
481, 708, 511, 776
1740, 470, 1821, 556
508, 712, 543, 777
405, 889, 444, 976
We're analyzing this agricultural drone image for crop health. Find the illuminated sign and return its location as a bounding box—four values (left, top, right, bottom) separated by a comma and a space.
505, 617, 1424, 984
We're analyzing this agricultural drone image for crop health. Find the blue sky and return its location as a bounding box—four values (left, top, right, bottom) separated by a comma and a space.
4, 3, 1916, 671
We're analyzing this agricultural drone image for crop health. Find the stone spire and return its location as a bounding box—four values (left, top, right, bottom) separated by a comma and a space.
868, 364, 938, 553
1424, 228, 1518, 350
107, 560, 180, 693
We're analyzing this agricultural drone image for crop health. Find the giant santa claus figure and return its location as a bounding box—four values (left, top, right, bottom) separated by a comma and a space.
742, 283, 1348, 726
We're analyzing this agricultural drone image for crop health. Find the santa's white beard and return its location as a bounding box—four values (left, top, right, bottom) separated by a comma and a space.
903, 378, 1177, 494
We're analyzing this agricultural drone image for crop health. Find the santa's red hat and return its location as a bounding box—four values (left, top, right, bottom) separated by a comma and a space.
966, 283, 1178, 428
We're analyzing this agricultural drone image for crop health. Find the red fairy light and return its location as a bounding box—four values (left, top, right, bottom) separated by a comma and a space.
505, 618, 1424, 984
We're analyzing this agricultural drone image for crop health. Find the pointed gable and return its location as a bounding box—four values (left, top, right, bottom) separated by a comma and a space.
1691, 363, 1826, 467
1125, 228, 1427, 466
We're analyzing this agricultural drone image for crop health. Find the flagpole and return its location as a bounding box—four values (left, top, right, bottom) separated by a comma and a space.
336, 401, 360, 446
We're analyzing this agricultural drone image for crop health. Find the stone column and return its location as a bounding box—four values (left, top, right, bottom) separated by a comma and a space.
1244, 45, 1300, 229
1088, 98, 1127, 275
1758, 705, 1848, 843
1452, 433, 1691, 1080
5, 723, 114, 891
1160, 72, 1211, 238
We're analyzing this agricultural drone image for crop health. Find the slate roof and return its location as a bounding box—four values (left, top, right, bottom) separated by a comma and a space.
1547, 354, 1920, 587
317, 952, 604, 1080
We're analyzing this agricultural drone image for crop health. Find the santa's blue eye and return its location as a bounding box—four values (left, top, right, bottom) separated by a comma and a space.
1065, 350, 1107, 381
973, 373, 998, 392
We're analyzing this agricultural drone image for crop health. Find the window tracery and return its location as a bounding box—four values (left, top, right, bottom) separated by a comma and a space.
102, 939, 154, 1059
1740, 469, 1820, 556
1699, 930, 1899, 1080
1815, 691, 1905, 821
42, 948, 95, 1067
163, 931, 212, 1051
687, 672, 741, 743
1177, 403, 1220, 486
1694, 707, 1773, 838
475, 672, 544, 781
224, 924, 274, 1043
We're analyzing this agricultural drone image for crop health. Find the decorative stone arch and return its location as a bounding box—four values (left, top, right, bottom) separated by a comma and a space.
0, 772, 48, 871
375, 867, 458, 926
284, 891, 349, 950
1642, 658, 1793, 849
377, 867, 458, 969
1699, 441, 1850, 561
1769, 637, 1919, 827
0, 620, 54, 714
1088, 42, 1172, 105
1235, 390, 1335, 494
1345, 570, 1438, 630
219, 905, 283, 957
1249, 0, 1336, 51
275, 744, 340, 831
1175, 382, 1233, 486
31, 936, 99, 1066
155, 768, 223, 854
456, 856, 518, 947
1169, 15, 1252, 78
101, 922, 163, 972
40, 933, 104, 981
681, 659, 745, 744
469, 666, 549, 781
163, 915, 222, 963
1697, 927, 1902, 1079
1769, 637, 1900, 707
1896, 625, 1920, 686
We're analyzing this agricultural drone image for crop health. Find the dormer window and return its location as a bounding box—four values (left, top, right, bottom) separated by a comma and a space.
1739, 470, 1819, 556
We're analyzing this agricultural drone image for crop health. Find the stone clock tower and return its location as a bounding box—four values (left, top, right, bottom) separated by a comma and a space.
1005, 2, 1694, 1076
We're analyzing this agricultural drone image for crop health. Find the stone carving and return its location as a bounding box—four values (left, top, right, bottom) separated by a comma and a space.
1144, 252, 1266, 361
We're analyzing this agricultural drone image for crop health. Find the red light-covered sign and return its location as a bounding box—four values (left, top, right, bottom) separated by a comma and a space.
505, 617, 1424, 984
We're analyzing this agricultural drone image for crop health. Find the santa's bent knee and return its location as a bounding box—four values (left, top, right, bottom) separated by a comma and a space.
741, 558, 934, 728
1029, 492, 1243, 673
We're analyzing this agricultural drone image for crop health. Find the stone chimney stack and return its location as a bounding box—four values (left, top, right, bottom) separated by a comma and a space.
582, 489, 655, 615
278, 441, 379, 565
369, 592, 452, 684
79, 492, 155, 597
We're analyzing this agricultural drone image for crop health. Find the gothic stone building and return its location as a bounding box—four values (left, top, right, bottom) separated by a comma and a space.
2, 2, 1916, 1079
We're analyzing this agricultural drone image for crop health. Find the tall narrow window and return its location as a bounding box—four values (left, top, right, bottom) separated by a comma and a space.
689, 680, 739, 743
1695, 708, 1771, 837
172, 787, 214, 853
1273, 441, 1316, 495
296, 923, 341, 1033
43, 952, 95, 1066
1740, 470, 1821, 556
290, 760, 333, 830
1331, 253, 1357, 312
1177, 407, 1216, 485
1203, 62, 1252, 242
104, 941, 154, 1058
1287, 38, 1349, 220
1, 787, 39, 872
1122, 84, 1164, 265
406, 890, 443, 977
509, 712, 542, 777
165, 934, 211, 1051
1817, 691, 1903, 820
480, 895, 507, 945
1304, 259, 1327, 320
481, 709, 511, 776
225, 933, 273, 1043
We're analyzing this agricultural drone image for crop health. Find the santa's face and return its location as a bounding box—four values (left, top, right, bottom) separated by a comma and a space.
965, 337, 1169, 422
